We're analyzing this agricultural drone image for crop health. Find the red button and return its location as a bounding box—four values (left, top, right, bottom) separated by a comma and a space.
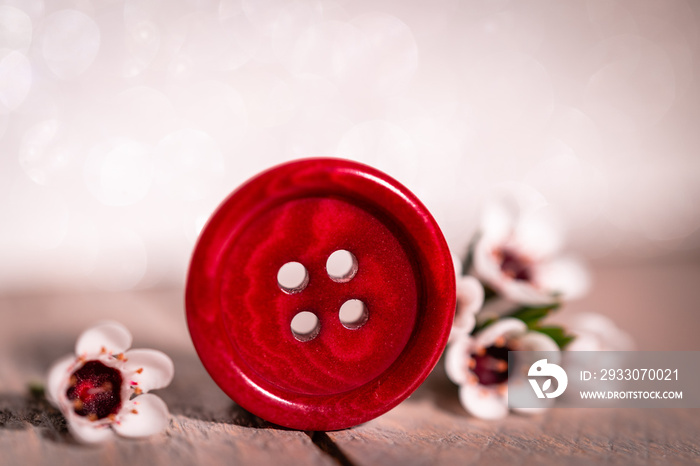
186, 158, 455, 430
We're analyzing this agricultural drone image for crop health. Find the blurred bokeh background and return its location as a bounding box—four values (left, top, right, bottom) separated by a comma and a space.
0, 0, 699, 348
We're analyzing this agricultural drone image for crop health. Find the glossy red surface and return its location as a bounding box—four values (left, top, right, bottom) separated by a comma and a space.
186, 158, 455, 431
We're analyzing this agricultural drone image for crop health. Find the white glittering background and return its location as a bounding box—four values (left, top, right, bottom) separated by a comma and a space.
0, 0, 699, 292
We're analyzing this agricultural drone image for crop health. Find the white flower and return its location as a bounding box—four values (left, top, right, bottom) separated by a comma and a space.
445, 318, 558, 420
448, 253, 485, 343
47, 321, 174, 443
471, 195, 589, 306
559, 313, 634, 351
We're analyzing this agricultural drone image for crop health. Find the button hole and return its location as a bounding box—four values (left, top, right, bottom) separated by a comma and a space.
339, 299, 368, 330
291, 311, 320, 341
278, 262, 308, 293
326, 250, 358, 283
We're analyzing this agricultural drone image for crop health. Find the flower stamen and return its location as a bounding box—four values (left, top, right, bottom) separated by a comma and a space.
470, 344, 511, 386
66, 360, 123, 420
495, 247, 533, 282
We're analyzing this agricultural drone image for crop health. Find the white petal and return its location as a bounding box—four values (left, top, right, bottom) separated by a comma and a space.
75, 321, 132, 357
474, 318, 526, 348
124, 349, 174, 392
444, 335, 473, 385
478, 297, 519, 320
459, 383, 509, 420
564, 312, 612, 334
562, 313, 635, 351
46, 354, 75, 407
113, 394, 170, 438
510, 208, 562, 260
68, 417, 115, 444
448, 277, 484, 343
471, 237, 503, 288
480, 198, 516, 240
510, 332, 561, 378
515, 331, 560, 353
447, 313, 475, 344
600, 331, 634, 351
566, 333, 602, 351
456, 275, 485, 317
498, 279, 558, 306
536, 257, 590, 301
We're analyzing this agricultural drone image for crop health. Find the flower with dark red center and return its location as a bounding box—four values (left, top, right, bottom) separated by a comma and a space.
471, 193, 589, 305
67, 360, 123, 420
495, 248, 533, 282
470, 344, 510, 386
445, 318, 559, 419
47, 322, 174, 443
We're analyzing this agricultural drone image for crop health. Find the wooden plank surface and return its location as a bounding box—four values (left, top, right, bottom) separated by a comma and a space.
329, 368, 700, 465
0, 290, 333, 466
1, 264, 699, 465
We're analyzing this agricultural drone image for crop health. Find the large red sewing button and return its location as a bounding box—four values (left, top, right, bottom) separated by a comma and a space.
186, 158, 455, 430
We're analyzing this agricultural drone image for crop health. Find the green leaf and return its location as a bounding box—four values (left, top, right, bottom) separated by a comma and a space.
534, 325, 576, 350
509, 303, 560, 329
507, 304, 575, 349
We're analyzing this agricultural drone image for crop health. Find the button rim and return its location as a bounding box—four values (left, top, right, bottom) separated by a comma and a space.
186, 158, 455, 430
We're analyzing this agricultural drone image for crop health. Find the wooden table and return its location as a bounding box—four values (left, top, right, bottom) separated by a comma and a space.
1, 262, 699, 465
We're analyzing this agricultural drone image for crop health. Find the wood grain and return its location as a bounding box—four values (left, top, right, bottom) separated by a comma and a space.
0, 290, 333, 466
1, 269, 699, 465
329, 373, 700, 465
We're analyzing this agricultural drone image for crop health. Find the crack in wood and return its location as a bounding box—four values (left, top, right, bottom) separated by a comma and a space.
307, 431, 356, 466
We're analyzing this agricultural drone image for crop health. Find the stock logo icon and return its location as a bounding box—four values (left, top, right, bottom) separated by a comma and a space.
528, 359, 568, 399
